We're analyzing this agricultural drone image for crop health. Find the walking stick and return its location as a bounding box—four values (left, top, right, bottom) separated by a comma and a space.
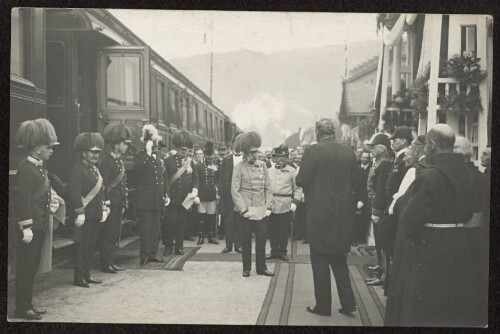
215, 196, 219, 240
290, 212, 295, 261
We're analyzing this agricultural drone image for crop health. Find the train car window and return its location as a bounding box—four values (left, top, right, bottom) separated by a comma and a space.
156, 80, 164, 122
11, 9, 24, 78
105, 55, 141, 107
47, 42, 65, 105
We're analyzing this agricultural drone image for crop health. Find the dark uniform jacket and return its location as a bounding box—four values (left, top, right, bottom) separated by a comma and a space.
218, 155, 237, 216
368, 159, 392, 216
385, 150, 409, 210
134, 150, 167, 211
99, 152, 127, 208
70, 160, 105, 221
385, 153, 480, 327
164, 154, 199, 205
196, 161, 219, 201
358, 162, 372, 205
15, 156, 51, 231
296, 137, 358, 254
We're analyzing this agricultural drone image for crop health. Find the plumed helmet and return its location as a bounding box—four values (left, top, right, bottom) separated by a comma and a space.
172, 130, 194, 149
74, 132, 105, 153
16, 118, 59, 148
103, 123, 133, 144
204, 141, 214, 156
140, 124, 162, 144
272, 144, 289, 156
239, 131, 262, 155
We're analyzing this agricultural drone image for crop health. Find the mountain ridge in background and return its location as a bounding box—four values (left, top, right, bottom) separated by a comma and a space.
169, 39, 380, 147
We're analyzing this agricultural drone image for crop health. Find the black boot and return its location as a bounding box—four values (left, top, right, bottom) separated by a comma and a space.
197, 233, 205, 245
208, 233, 219, 244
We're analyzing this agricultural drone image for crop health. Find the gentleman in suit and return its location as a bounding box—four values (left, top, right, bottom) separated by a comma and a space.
164, 131, 199, 255
264, 148, 274, 169
13, 119, 59, 320
99, 123, 132, 274
296, 118, 358, 316
219, 133, 243, 253
134, 124, 169, 265
353, 150, 372, 245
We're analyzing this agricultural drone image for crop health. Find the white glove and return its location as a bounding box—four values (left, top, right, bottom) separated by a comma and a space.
101, 210, 108, 223
122, 207, 126, 214
371, 215, 380, 224
191, 188, 198, 197
75, 214, 85, 227
265, 209, 272, 217
290, 203, 297, 213
164, 197, 171, 207
50, 199, 60, 213
193, 197, 200, 205
243, 211, 251, 218
357, 201, 364, 210
22, 228, 33, 244
146, 140, 154, 156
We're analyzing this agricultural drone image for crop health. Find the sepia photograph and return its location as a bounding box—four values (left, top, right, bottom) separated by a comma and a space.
7, 6, 492, 328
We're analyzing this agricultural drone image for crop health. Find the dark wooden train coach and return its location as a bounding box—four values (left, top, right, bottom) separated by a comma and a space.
9, 8, 239, 269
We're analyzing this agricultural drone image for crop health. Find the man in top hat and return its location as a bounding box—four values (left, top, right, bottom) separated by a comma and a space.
365, 133, 392, 286
195, 141, 220, 245
13, 118, 58, 320
98, 123, 132, 274
134, 124, 169, 265
266, 145, 302, 261
232, 131, 274, 277
164, 130, 199, 255
296, 118, 357, 316
219, 133, 244, 254
70, 132, 107, 288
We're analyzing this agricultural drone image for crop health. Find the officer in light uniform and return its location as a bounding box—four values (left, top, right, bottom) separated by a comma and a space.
266, 145, 302, 261
13, 118, 59, 320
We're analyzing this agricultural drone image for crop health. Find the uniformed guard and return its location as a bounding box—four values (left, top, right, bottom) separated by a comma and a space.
196, 141, 220, 245
266, 145, 302, 261
164, 131, 199, 255
70, 132, 107, 288
13, 119, 58, 320
135, 124, 169, 265
98, 123, 132, 274
231, 131, 274, 277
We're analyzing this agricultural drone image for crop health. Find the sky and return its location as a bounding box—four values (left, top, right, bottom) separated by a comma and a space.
109, 10, 378, 59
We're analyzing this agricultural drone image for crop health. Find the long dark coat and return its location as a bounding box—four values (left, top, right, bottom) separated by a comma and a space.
296, 137, 358, 255
134, 150, 167, 210
218, 155, 236, 216
384, 153, 482, 327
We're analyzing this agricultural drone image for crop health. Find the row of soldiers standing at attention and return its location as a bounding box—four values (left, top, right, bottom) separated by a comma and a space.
11, 118, 306, 320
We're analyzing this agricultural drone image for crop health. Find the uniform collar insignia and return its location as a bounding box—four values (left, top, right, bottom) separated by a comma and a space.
27, 155, 43, 166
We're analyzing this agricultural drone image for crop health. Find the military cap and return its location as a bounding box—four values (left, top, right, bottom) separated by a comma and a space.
74, 132, 105, 153
272, 145, 289, 156
103, 123, 133, 144
239, 131, 262, 154
368, 133, 391, 151
172, 130, 194, 149
390, 126, 414, 143
16, 118, 59, 148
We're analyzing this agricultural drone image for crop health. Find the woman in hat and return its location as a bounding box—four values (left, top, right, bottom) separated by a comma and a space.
195, 141, 220, 245
98, 123, 132, 274
163, 130, 199, 255
70, 132, 107, 288
231, 131, 274, 277
14, 118, 58, 320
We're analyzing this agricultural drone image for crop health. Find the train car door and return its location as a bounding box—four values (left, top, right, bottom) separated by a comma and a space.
96, 46, 150, 154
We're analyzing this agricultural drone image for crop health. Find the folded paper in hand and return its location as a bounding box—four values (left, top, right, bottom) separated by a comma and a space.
247, 206, 267, 221
182, 192, 197, 210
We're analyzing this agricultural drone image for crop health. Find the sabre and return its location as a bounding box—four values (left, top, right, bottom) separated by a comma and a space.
290, 211, 295, 261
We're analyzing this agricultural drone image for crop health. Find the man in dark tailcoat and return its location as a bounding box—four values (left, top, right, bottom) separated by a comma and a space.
164, 131, 199, 255
13, 119, 59, 320
296, 118, 358, 316
219, 133, 243, 253
385, 124, 481, 327
134, 124, 169, 265
353, 150, 372, 245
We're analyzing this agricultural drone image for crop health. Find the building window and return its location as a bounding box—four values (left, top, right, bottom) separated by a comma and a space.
11, 8, 24, 78
105, 55, 141, 107
470, 113, 479, 160
47, 42, 65, 105
195, 104, 199, 135
461, 25, 477, 56
458, 114, 466, 136
210, 114, 214, 139
439, 15, 450, 77
204, 109, 208, 137
156, 80, 164, 122
437, 110, 447, 124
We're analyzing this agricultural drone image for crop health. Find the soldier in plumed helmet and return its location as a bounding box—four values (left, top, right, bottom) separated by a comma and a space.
13, 118, 58, 320
163, 130, 199, 255
98, 123, 132, 274
134, 124, 169, 265
70, 132, 107, 288
266, 144, 302, 262
231, 131, 274, 277
195, 141, 220, 245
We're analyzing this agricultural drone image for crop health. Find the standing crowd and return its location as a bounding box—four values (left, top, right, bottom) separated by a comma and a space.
11, 117, 490, 326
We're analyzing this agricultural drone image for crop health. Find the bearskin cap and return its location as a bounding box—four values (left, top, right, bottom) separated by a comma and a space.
103, 123, 133, 144
74, 132, 105, 153
16, 118, 59, 148
172, 130, 194, 149
204, 141, 214, 156
239, 131, 262, 155
140, 124, 162, 143
233, 133, 244, 153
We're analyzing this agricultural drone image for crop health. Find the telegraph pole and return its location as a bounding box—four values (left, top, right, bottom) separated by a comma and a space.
209, 19, 214, 100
